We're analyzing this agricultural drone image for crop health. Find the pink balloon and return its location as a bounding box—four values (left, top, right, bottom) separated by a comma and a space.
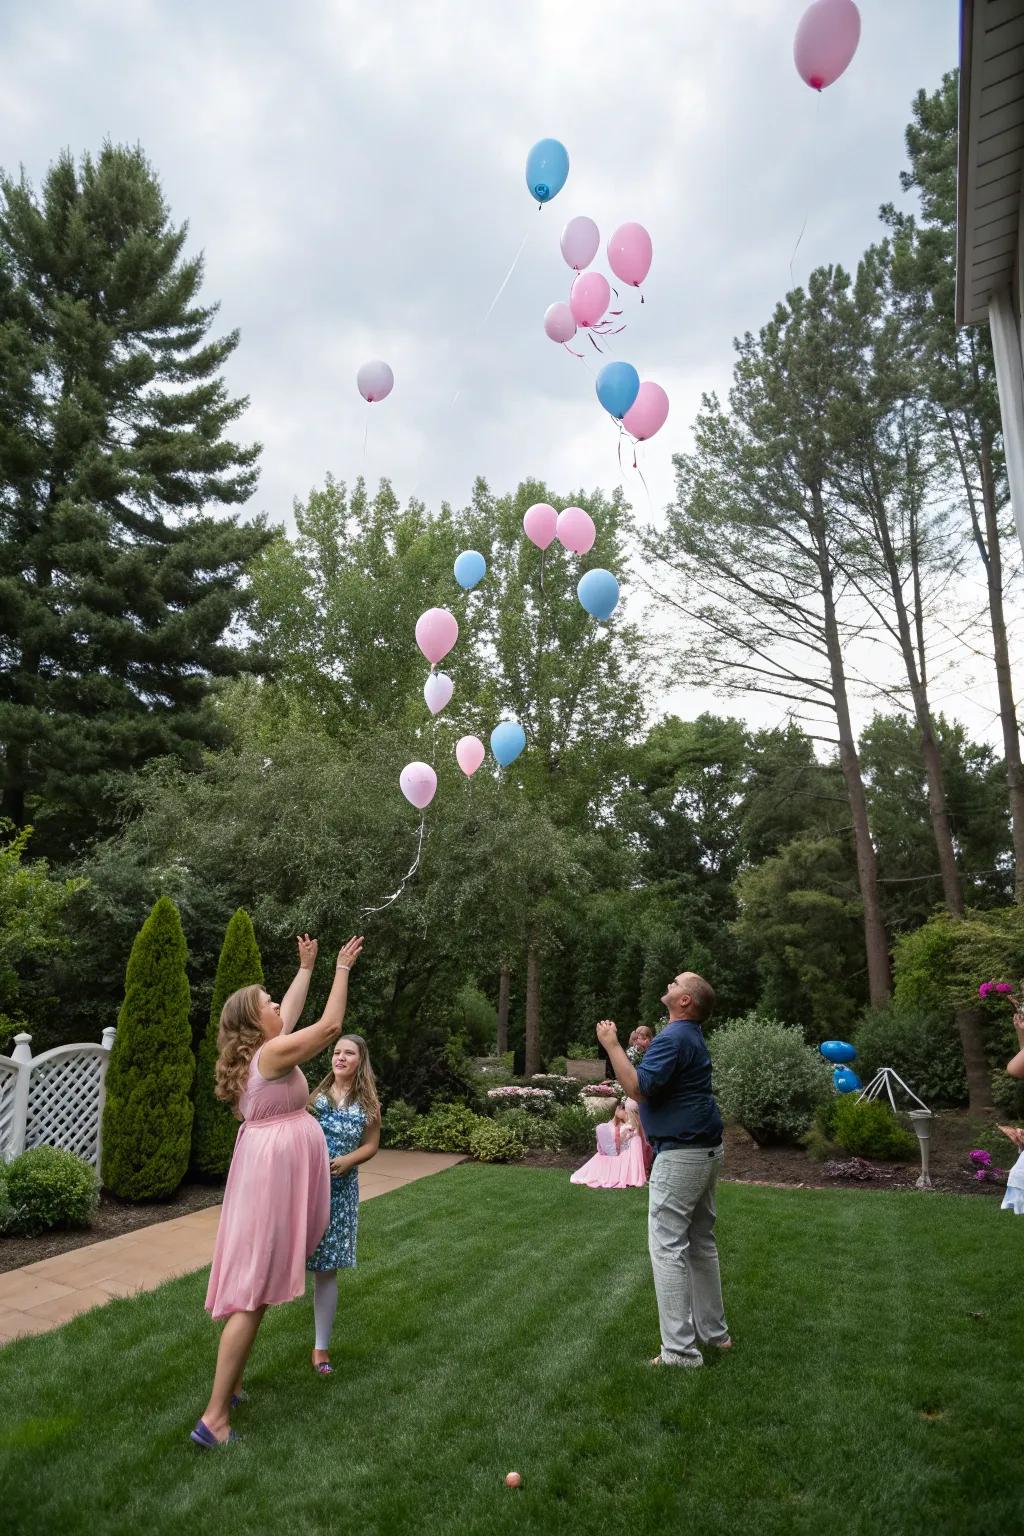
456, 736, 485, 777
793, 0, 861, 91
560, 216, 600, 272
399, 761, 437, 810
544, 302, 577, 344
569, 272, 610, 329
356, 360, 394, 403
623, 382, 670, 442
556, 506, 596, 556
607, 224, 652, 290
415, 607, 459, 666
424, 671, 453, 715
523, 503, 558, 550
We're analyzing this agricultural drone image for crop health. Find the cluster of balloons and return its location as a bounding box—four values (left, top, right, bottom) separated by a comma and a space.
522, 501, 620, 621
794, 0, 861, 92
528, 140, 668, 451
399, 568, 529, 809
819, 1039, 862, 1095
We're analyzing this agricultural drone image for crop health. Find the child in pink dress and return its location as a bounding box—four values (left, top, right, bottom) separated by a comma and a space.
191, 933, 364, 1449
570, 1101, 648, 1190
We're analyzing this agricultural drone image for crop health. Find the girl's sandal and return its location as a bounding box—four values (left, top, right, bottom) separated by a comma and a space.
311, 1351, 334, 1376
230, 1390, 249, 1408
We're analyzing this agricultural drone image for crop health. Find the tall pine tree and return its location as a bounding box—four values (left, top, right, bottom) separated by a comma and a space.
0, 144, 269, 853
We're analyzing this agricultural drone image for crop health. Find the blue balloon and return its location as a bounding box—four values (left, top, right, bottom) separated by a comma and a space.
833, 1066, 862, 1094
491, 720, 526, 767
454, 550, 487, 590
595, 361, 640, 420
819, 1039, 857, 1064
526, 138, 569, 204
577, 568, 620, 621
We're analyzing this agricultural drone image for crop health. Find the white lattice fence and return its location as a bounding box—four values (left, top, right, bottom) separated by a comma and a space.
0, 1029, 116, 1169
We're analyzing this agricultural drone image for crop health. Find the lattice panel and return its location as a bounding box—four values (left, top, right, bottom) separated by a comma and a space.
0, 1064, 17, 1158
25, 1050, 105, 1166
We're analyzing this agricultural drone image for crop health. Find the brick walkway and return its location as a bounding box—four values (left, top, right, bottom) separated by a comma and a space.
0, 1150, 463, 1345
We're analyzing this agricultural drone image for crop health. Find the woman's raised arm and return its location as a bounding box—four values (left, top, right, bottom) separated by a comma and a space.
260, 937, 364, 1078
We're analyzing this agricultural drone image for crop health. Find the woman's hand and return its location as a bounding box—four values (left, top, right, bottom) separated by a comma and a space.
337, 936, 364, 971
297, 934, 319, 971
330, 1155, 352, 1176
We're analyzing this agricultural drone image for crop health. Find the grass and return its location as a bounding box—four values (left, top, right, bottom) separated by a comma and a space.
0, 1166, 1020, 1536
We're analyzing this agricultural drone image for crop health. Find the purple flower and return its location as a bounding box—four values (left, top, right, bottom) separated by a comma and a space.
979, 982, 993, 998
995, 983, 1016, 994
969, 1149, 992, 1166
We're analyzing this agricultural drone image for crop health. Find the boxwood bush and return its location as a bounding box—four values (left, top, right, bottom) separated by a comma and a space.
709, 1011, 832, 1145
4, 1146, 99, 1235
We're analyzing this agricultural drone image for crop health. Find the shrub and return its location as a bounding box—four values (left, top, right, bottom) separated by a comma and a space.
378, 1034, 482, 1114
554, 1102, 613, 1153
829, 1096, 918, 1161
380, 1099, 419, 1149
101, 896, 195, 1199
566, 1039, 599, 1060
491, 1107, 562, 1151
452, 984, 499, 1051
485, 1086, 556, 1116
990, 1070, 1024, 1119
852, 1005, 966, 1106
709, 1011, 832, 1145
192, 908, 264, 1179
468, 1119, 525, 1163
529, 1073, 581, 1105
410, 1103, 482, 1154
4, 1146, 99, 1235
547, 1056, 567, 1076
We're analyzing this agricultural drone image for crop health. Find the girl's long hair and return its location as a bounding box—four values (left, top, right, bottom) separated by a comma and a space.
214, 985, 266, 1113
308, 1034, 380, 1122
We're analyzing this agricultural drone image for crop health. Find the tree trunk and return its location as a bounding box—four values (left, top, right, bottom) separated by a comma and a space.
496, 965, 511, 1055
979, 440, 1024, 899
524, 945, 541, 1078
815, 502, 892, 1004
955, 1004, 995, 1115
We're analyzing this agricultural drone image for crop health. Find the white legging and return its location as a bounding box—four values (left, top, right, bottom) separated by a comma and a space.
313, 1269, 338, 1351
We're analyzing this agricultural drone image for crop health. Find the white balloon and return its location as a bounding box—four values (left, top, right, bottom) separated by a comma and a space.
357, 360, 394, 403
424, 672, 454, 715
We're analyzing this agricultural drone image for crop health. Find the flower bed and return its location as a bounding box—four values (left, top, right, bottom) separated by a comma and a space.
487, 1086, 556, 1116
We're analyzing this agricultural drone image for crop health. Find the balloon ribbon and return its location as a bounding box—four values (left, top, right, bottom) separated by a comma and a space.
360, 816, 426, 917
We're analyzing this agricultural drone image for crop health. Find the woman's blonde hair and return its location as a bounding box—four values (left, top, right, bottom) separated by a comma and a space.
214, 985, 266, 1113
308, 1034, 380, 1123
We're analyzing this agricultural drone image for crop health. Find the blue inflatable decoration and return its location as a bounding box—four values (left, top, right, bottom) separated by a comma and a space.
454, 550, 487, 590
819, 1039, 857, 1064
833, 1066, 862, 1094
526, 138, 569, 205
491, 720, 526, 767
577, 568, 620, 621
595, 361, 640, 420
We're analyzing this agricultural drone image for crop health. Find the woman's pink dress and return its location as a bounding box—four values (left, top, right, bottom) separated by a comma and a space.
570, 1121, 648, 1190
205, 1049, 330, 1319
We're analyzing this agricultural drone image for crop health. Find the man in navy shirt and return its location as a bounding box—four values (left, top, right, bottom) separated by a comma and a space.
597, 970, 730, 1367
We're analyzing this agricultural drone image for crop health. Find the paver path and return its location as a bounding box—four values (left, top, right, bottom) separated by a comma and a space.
0, 1149, 463, 1344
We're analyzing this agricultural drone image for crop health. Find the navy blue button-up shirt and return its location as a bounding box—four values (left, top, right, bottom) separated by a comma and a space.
635, 1019, 724, 1151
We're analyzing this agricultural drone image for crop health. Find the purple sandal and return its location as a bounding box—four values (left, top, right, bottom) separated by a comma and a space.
190, 1419, 240, 1448
230, 1390, 249, 1408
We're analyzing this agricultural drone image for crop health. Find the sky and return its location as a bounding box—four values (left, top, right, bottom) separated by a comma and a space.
3, 0, 999, 746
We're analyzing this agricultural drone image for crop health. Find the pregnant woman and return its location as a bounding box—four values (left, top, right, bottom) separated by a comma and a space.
191, 934, 364, 1448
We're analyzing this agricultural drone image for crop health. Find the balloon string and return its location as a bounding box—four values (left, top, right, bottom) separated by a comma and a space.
540, 545, 546, 594
789, 92, 822, 285
360, 816, 426, 917
480, 230, 531, 331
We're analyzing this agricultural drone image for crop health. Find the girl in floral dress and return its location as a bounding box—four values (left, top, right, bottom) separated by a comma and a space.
307, 1034, 380, 1374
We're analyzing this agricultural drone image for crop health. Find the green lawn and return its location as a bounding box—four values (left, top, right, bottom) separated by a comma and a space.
0, 1167, 1020, 1536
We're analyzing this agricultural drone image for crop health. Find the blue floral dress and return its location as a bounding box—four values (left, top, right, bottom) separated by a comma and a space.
307, 1095, 367, 1272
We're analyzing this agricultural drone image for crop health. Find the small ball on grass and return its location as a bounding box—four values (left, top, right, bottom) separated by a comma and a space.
505, 1472, 522, 1489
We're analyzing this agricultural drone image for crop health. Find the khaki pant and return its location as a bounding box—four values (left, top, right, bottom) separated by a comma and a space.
647, 1145, 728, 1365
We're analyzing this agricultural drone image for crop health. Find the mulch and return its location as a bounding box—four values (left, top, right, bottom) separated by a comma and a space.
0, 1182, 224, 1275
1, 1110, 1012, 1276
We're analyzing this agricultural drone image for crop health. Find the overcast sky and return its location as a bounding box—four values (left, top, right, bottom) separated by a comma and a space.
5, 1, 996, 744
